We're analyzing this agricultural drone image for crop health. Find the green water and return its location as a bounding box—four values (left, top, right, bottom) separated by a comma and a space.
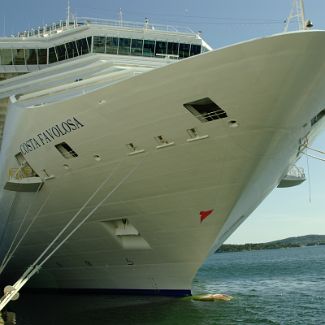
7, 246, 325, 324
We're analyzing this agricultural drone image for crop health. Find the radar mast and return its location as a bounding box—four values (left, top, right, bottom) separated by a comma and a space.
66, 0, 73, 26
284, 0, 312, 32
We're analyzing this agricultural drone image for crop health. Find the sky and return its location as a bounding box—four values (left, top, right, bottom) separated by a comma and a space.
2, 0, 325, 244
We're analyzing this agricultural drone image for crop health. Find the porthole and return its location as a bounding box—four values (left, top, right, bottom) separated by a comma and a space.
94, 154, 101, 161
228, 120, 239, 128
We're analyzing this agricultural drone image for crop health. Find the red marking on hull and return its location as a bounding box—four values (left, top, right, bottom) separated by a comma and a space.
200, 210, 214, 223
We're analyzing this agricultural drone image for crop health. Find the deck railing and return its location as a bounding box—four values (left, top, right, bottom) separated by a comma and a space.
14, 17, 194, 39
8, 166, 35, 180
286, 165, 305, 179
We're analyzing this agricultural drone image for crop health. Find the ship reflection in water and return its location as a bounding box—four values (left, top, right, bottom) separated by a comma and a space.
7, 293, 209, 325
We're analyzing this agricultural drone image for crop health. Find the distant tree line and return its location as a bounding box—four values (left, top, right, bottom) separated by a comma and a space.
216, 239, 325, 253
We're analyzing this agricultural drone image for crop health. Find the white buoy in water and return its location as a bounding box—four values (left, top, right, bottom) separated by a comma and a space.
3, 286, 19, 301
192, 293, 233, 302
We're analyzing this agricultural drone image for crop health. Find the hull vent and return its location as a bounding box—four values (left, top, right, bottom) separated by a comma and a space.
101, 218, 151, 250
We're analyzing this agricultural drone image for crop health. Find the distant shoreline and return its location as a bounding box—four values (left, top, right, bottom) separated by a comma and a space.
217, 234, 325, 253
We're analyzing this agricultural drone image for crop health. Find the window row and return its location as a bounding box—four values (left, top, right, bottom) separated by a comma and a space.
92, 36, 201, 58
0, 37, 92, 66
0, 48, 47, 65
0, 36, 203, 65
49, 37, 92, 63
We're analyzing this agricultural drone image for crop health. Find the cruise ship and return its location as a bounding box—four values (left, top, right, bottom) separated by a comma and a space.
0, 5, 325, 302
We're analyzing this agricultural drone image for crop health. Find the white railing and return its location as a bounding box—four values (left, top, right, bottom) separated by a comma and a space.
78, 17, 194, 33
8, 166, 35, 180
16, 20, 80, 38
286, 165, 305, 179
14, 17, 195, 39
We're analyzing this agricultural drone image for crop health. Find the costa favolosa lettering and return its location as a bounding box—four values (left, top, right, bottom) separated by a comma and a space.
20, 117, 84, 154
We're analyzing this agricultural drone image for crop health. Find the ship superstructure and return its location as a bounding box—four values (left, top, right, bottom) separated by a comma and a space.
0, 9, 325, 300
0, 17, 210, 146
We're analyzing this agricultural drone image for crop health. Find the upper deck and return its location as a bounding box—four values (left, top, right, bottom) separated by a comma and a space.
0, 17, 212, 72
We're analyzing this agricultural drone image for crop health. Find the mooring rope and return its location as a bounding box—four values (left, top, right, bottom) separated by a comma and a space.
0, 183, 44, 275
28, 159, 126, 272
306, 151, 312, 203
302, 151, 325, 162
39, 160, 141, 267
1, 157, 125, 275
0, 193, 18, 253
0, 192, 51, 276
306, 146, 325, 155
0, 158, 142, 311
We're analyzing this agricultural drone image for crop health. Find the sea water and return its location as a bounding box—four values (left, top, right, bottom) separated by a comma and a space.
5, 245, 325, 325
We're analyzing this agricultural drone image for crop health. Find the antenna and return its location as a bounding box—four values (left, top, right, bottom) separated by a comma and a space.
284, 0, 312, 32
119, 8, 123, 26
67, 0, 72, 26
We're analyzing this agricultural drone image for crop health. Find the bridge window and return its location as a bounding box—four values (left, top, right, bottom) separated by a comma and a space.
93, 36, 106, 53
47, 37, 91, 64
155, 41, 167, 56
118, 38, 131, 55
131, 39, 143, 56
167, 42, 179, 56
0, 49, 12, 65
190, 44, 201, 56
76, 38, 89, 55
2, 48, 48, 65
13, 49, 25, 65
143, 40, 155, 57
87, 37, 92, 52
55, 44, 67, 61
179, 43, 190, 58
37, 49, 47, 64
106, 37, 118, 54
65, 41, 78, 59
2, 37, 204, 68
49, 47, 58, 63
25, 49, 37, 65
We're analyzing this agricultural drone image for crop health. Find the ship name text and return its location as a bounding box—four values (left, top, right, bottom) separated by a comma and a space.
19, 117, 84, 155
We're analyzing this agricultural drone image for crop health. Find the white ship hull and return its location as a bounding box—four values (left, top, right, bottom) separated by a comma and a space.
1, 30, 325, 295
